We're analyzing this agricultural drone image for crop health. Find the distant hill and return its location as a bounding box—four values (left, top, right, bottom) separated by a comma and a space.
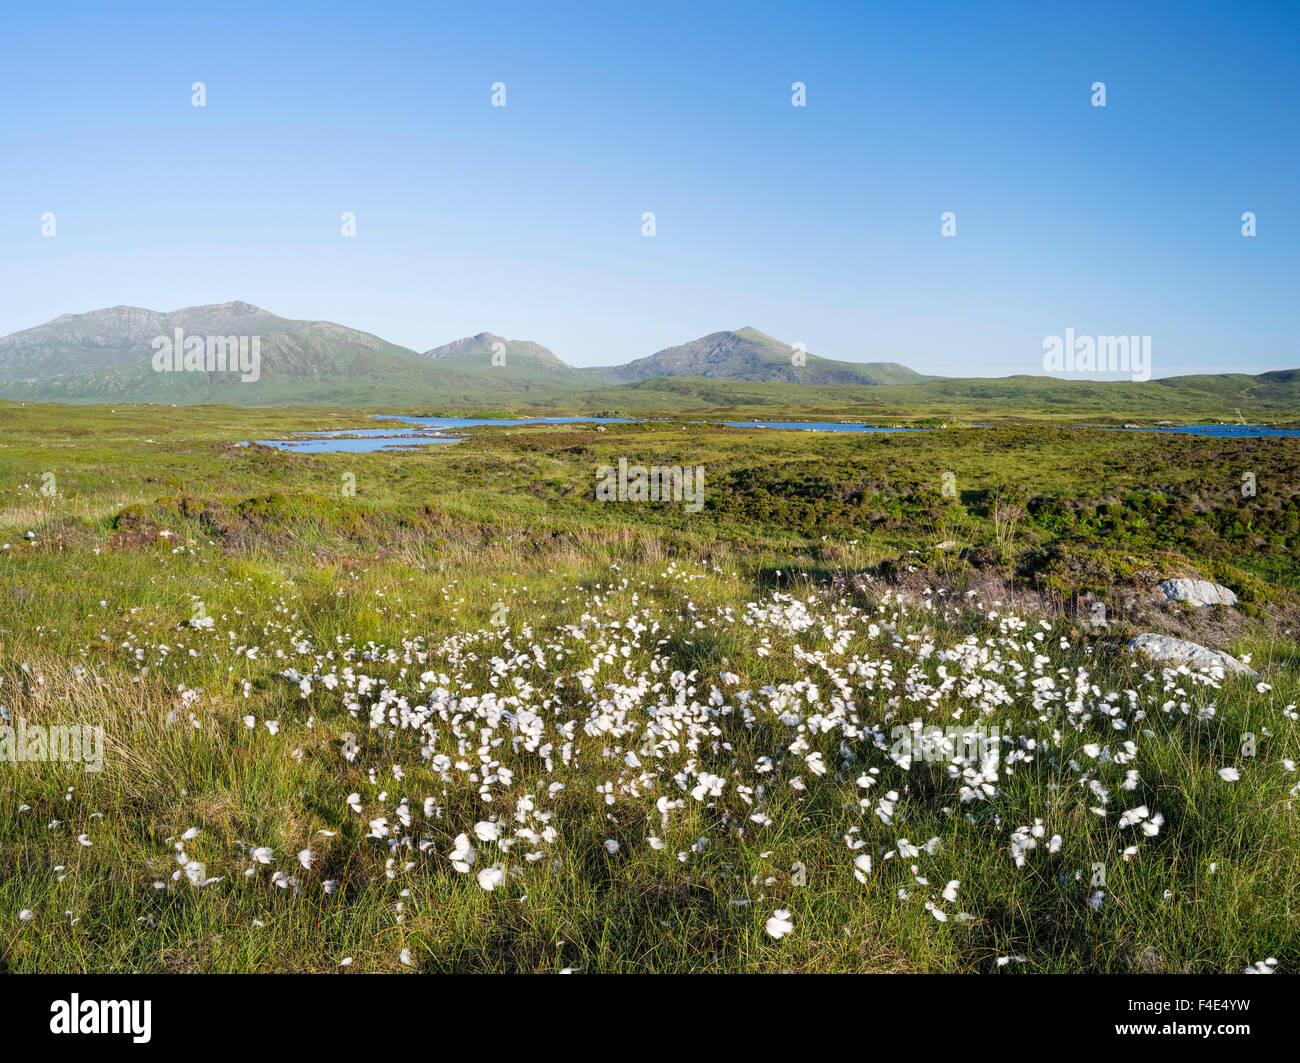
421, 332, 585, 389
424, 332, 571, 371
0, 303, 595, 405
0, 308, 929, 404
1, 304, 1296, 420
0, 301, 473, 405
584, 327, 928, 386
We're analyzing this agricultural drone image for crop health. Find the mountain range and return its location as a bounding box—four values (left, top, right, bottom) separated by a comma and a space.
0, 302, 928, 404
419, 326, 931, 390
1, 302, 1296, 419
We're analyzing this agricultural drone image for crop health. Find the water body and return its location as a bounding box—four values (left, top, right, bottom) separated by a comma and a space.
383, 415, 931, 433
715, 421, 926, 432
241, 429, 464, 454
244, 418, 1299, 453
377, 415, 638, 429
245, 416, 637, 453
248, 416, 931, 451
1090, 425, 1300, 438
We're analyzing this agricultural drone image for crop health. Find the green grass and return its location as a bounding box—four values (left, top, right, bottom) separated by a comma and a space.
0, 403, 1297, 972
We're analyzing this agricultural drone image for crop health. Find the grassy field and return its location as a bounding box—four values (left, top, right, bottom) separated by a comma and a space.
1, 401, 1298, 972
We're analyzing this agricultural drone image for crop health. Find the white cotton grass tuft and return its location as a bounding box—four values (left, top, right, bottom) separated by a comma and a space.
448, 834, 475, 873
765, 909, 794, 940
853, 854, 872, 882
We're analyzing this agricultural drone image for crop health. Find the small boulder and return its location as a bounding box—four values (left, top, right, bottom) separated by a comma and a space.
1157, 579, 1238, 608
1128, 633, 1257, 677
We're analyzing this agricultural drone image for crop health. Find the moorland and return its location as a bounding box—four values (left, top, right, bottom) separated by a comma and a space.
1, 399, 1297, 972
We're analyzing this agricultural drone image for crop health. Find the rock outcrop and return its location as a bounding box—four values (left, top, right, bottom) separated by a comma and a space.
1157, 579, 1238, 608
1128, 633, 1257, 677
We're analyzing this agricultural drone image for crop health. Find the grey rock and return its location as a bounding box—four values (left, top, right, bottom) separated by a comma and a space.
1128, 633, 1257, 677
1157, 579, 1238, 608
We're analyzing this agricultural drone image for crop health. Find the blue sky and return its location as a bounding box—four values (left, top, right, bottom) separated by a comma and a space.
1, 0, 1296, 377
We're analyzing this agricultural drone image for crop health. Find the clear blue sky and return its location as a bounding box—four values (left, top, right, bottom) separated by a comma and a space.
1, 0, 1296, 377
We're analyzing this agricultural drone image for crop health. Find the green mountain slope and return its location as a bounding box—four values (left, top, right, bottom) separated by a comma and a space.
424, 332, 571, 371
584, 327, 928, 386
421, 332, 588, 391
0, 303, 551, 406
